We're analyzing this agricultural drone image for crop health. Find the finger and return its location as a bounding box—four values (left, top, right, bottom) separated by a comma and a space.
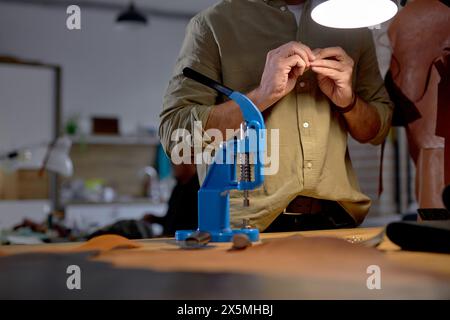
295, 49, 310, 68
311, 66, 340, 80
314, 47, 347, 62
290, 65, 304, 79
310, 59, 346, 72
295, 64, 306, 77
278, 42, 314, 65
284, 54, 305, 67
284, 55, 306, 76
298, 43, 315, 62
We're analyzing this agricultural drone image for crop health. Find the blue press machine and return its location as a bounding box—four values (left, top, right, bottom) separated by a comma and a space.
175, 67, 266, 242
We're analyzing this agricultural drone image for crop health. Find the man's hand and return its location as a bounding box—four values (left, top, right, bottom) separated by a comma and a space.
255, 41, 315, 111
310, 46, 382, 143
205, 42, 314, 135
310, 47, 354, 108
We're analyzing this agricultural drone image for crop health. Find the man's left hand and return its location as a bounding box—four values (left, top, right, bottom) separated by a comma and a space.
310, 47, 354, 108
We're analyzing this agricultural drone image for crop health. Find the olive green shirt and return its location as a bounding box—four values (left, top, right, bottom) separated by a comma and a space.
160, 0, 393, 230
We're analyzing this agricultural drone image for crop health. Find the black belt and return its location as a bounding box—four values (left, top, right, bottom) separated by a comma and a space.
265, 196, 356, 232
284, 195, 335, 215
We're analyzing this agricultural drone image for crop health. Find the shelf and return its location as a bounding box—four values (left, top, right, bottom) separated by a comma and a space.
64, 198, 164, 206
69, 134, 160, 146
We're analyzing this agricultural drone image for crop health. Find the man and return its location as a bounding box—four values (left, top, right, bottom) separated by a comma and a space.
160, 0, 393, 232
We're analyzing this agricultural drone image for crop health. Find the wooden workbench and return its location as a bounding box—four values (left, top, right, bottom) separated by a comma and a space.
1, 227, 449, 299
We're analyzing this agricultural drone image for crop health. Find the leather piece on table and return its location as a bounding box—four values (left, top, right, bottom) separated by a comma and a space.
0, 236, 449, 299
95, 236, 450, 295
99, 235, 381, 281
0, 235, 141, 256
74, 234, 142, 252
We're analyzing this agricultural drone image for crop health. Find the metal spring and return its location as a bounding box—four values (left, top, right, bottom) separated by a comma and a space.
240, 153, 251, 182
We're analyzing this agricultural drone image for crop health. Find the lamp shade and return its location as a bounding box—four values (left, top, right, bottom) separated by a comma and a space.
116, 2, 148, 25
311, 0, 398, 29
45, 136, 73, 177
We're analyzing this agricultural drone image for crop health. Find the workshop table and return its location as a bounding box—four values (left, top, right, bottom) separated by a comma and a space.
1, 227, 449, 299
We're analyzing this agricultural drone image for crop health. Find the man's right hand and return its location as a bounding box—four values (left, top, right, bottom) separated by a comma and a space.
253, 41, 315, 111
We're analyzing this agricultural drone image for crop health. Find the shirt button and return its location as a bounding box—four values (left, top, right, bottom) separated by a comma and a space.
280, 6, 287, 11
306, 162, 313, 169
299, 81, 306, 88
303, 122, 309, 128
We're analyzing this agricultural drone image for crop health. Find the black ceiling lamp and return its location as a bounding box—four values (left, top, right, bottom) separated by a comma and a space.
116, 2, 148, 25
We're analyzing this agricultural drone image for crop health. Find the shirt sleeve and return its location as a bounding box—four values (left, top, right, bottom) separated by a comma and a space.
159, 15, 221, 158
355, 29, 394, 146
